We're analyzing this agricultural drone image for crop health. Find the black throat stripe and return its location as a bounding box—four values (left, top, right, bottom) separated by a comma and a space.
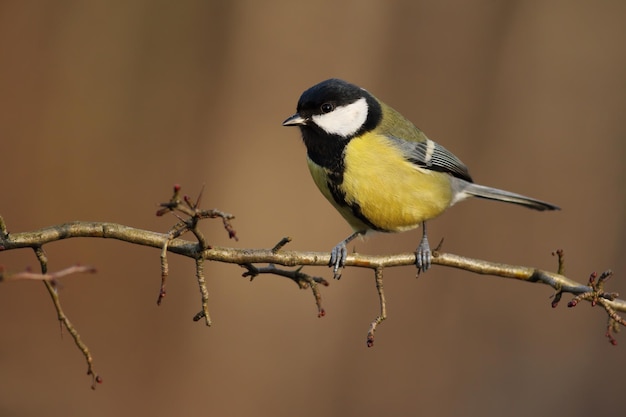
326, 176, 385, 232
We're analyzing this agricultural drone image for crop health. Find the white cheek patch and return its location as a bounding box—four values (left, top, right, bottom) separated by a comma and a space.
311, 97, 368, 137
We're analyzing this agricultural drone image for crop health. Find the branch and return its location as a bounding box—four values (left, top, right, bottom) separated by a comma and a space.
1, 221, 623, 312
0, 186, 622, 388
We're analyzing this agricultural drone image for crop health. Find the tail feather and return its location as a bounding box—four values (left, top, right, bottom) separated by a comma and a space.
462, 183, 560, 211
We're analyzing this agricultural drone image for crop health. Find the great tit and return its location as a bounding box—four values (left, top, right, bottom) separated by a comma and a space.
283, 78, 559, 278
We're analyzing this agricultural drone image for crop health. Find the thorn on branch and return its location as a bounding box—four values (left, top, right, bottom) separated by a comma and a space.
184, 184, 204, 211
433, 237, 445, 254
272, 237, 292, 253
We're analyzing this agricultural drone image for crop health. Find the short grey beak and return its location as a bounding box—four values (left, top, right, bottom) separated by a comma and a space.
282, 113, 307, 126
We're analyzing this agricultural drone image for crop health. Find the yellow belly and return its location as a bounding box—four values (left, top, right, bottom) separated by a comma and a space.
308, 133, 454, 233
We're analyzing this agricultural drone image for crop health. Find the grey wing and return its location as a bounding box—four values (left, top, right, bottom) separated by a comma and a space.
388, 135, 473, 182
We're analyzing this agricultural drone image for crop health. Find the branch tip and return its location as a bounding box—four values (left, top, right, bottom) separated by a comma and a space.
241, 263, 259, 280
560, 268, 624, 344
551, 290, 563, 308
156, 289, 166, 305
606, 317, 621, 345
88, 369, 103, 390
272, 237, 292, 253
193, 310, 206, 322
0, 215, 8, 238
552, 249, 565, 275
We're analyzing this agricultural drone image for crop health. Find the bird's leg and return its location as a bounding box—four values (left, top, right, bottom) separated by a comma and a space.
330, 231, 362, 279
416, 221, 432, 273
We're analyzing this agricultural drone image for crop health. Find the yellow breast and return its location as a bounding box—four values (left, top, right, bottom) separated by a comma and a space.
308, 133, 454, 233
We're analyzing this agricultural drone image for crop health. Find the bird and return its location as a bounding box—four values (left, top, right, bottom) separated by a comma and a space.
283, 78, 559, 278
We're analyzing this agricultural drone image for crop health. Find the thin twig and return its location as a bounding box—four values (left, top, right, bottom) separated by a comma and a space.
32, 246, 101, 389
195, 257, 211, 326
0, 264, 96, 282
155, 185, 237, 308
367, 267, 387, 347
157, 239, 170, 305
241, 263, 328, 317
565, 269, 624, 344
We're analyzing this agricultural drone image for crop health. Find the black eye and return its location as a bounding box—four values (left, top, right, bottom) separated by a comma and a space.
320, 102, 335, 113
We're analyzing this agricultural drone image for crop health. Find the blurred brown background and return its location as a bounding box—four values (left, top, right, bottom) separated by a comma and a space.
1, 1, 625, 416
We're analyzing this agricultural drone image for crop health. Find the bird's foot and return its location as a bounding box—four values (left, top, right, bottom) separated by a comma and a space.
415, 235, 432, 275
329, 241, 348, 279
